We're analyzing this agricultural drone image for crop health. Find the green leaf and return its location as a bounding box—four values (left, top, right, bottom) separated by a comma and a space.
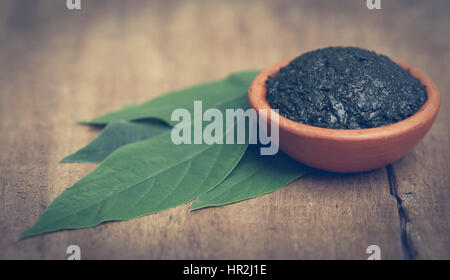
190, 145, 309, 210
62, 71, 259, 163
20, 96, 250, 239
83, 70, 260, 126
61, 120, 170, 163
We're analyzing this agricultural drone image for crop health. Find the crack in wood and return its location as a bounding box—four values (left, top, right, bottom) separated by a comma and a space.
386, 164, 416, 260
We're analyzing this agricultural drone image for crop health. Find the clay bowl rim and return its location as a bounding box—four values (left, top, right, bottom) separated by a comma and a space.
248, 57, 441, 142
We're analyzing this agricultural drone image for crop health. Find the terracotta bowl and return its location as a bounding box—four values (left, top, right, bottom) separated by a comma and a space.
248, 57, 440, 173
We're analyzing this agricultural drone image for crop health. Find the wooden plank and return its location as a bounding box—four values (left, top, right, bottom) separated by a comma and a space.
0, 0, 447, 259
387, 61, 450, 259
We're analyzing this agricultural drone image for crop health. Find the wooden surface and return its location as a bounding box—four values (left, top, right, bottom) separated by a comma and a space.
0, 0, 448, 260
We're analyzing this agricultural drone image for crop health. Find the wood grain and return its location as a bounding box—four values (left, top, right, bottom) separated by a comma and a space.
0, 0, 448, 259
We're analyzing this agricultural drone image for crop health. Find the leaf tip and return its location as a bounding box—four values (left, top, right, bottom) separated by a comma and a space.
77, 119, 106, 127
189, 201, 208, 211
60, 154, 101, 164
77, 120, 92, 125
59, 156, 71, 163
17, 229, 34, 241
189, 204, 199, 212
60, 154, 81, 163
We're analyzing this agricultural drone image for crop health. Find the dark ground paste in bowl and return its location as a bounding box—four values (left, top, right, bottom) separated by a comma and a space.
266, 47, 427, 129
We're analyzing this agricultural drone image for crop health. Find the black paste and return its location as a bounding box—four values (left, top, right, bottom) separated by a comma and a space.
266, 47, 427, 129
